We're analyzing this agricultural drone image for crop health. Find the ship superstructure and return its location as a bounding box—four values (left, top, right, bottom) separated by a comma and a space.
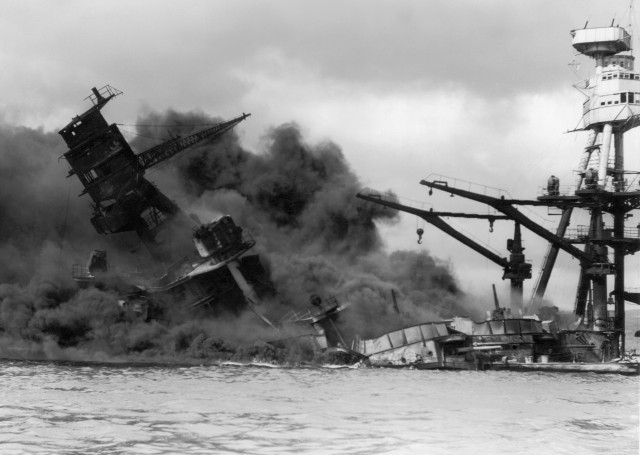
534, 25, 640, 353
60, 86, 273, 318
355, 22, 640, 370
59, 86, 250, 261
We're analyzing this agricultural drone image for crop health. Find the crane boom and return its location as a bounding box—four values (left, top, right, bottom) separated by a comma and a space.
137, 113, 251, 170
356, 189, 531, 311
420, 179, 593, 265
356, 190, 509, 266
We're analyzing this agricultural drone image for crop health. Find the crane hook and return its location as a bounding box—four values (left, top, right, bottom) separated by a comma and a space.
428, 188, 433, 196
489, 219, 494, 233
417, 228, 424, 244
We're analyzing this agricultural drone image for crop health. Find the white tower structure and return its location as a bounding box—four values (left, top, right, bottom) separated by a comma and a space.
572, 26, 639, 189
358, 23, 640, 360
565, 25, 640, 351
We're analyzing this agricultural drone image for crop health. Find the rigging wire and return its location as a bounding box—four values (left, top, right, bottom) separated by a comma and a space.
116, 123, 218, 128
445, 216, 505, 259
118, 127, 168, 142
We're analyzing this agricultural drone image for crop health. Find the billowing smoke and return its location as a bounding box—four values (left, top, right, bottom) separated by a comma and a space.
137, 111, 480, 337
0, 124, 101, 283
0, 110, 479, 364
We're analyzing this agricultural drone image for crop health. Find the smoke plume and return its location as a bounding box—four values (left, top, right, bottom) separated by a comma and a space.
0, 110, 478, 364
137, 111, 480, 337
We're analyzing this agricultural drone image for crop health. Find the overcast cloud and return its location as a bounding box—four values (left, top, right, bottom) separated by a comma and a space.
1, 0, 638, 308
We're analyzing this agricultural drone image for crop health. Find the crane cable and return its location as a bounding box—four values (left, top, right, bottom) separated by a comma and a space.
116, 123, 219, 127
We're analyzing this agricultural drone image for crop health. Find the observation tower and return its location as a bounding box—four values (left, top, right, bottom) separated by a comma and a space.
357, 23, 640, 358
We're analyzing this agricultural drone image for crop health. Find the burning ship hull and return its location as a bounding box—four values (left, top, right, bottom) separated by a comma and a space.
60, 86, 272, 321
354, 22, 640, 375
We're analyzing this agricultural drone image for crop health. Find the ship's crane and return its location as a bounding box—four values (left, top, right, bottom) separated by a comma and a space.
353, 23, 640, 361
420, 175, 639, 355
68, 112, 250, 184
135, 113, 250, 171
420, 180, 597, 265
418, 179, 615, 315
59, 86, 250, 259
356, 189, 532, 312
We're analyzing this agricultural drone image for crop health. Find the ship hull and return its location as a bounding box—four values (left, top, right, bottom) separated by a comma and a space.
359, 318, 639, 375
371, 357, 640, 375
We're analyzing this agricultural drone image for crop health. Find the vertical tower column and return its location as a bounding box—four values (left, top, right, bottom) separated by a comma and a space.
508, 222, 525, 315
598, 123, 613, 188
590, 210, 608, 329
613, 130, 625, 354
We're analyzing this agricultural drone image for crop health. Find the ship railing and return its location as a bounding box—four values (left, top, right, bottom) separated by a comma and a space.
540, 178, 640, 194
563, 226, 639, 241
619, 174, 640, 192
423, 174, 513, 200
597, 177, 640, 193
562, 225, 593, 241
359, 186, 497, 218
84, 85, 123, 105
613, 227, 638, 240
536, 185, 574, 197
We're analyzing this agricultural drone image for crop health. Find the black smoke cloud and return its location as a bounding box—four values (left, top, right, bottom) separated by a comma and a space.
0, 111, 479, 363
137, 110, 480, 337
0, 124, 95, 283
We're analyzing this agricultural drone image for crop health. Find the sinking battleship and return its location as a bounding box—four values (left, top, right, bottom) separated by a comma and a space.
59, 86, 367, 361
59, 86, 273, 322
355, 23, 640, 375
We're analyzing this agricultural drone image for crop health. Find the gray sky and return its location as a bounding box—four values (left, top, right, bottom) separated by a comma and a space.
1, 0, 638, 308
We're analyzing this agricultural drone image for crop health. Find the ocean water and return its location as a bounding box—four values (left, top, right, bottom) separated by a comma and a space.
0, 360, 637, 455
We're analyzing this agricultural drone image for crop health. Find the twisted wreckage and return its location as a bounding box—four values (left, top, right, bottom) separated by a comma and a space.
59, 86, 273, 323
59, 85, 357, 359
61, 21, 640, 375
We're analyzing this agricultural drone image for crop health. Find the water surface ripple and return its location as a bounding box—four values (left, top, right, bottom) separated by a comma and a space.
0, 360, 637, 454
